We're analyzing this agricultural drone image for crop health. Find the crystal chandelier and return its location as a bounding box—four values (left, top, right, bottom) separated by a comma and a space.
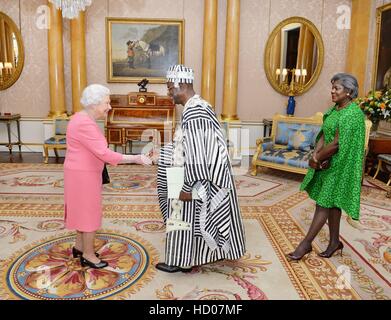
49, 0, 92, 19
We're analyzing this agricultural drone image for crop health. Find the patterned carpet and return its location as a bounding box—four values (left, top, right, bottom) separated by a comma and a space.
0, 163, 390, 300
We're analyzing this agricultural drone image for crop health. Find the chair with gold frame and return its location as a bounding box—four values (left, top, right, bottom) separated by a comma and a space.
372, 154, 391, 186
43, 118, 69, 164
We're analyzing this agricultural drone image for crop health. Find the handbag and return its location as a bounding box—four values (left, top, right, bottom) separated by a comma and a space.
102, 164, 110, 184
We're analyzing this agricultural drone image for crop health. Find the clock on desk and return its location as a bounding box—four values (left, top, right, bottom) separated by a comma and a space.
128, 93, 157, 106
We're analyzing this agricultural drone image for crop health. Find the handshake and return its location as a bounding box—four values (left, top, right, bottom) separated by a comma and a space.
120, 154, 153, 165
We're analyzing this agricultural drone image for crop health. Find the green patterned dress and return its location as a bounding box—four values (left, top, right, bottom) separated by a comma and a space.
300, 102, 365, 220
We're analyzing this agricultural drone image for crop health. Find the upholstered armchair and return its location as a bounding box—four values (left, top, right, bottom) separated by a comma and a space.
43, 118, 69, 164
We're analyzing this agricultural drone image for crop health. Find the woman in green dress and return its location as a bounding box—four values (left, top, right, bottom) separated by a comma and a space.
287, 73, 365, 261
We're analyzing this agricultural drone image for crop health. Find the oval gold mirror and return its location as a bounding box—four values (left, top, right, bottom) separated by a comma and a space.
0, 12, 24, 91
264, 17, 324, 96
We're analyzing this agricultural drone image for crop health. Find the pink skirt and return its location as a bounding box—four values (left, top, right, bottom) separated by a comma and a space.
64, 169, 103, 232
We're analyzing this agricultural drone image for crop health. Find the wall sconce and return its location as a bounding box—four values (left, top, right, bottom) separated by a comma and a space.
301, 69, 307, 84
4, 62, 13, 72
275, 68, 308, 116
282, 68, 288, 82
275, 68, 281, 80
1, 62, 13, 77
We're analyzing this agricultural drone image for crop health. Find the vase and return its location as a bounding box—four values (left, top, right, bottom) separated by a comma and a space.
286, 95, 296, 116
370, 120, 379, 137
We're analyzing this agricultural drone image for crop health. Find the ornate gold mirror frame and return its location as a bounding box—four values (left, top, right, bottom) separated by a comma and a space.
264, 16, 324, 96
0, 11, 25, 91
372, 3, 391, 91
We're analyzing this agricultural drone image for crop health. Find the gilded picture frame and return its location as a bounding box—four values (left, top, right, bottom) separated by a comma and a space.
372, 3, 391, 91
106, 18, 184, 83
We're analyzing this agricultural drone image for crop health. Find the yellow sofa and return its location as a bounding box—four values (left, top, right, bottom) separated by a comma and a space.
251, 113, 323, 175
251, 112, 372, 176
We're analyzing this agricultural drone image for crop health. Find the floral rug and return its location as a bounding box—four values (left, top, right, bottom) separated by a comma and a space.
0, 163, 389, 300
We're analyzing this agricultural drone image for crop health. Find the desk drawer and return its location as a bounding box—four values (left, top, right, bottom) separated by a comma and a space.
107, 128, 122, 144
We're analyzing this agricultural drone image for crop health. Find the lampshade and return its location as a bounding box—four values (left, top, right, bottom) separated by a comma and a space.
0, 62, 3, 69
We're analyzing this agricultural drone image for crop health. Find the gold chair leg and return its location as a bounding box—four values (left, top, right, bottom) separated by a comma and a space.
44, 146, 49, 164
373, 160, 382, 179
250, 165, 258, 176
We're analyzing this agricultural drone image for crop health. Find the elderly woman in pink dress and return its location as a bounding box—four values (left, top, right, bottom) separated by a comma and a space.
64, 84, 152, 269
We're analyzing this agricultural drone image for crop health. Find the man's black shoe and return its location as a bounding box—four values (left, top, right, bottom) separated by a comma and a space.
155, 262, 193, 273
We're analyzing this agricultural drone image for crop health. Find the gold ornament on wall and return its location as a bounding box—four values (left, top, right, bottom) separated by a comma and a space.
0, 12, 24, 91
264, 17, 324, 97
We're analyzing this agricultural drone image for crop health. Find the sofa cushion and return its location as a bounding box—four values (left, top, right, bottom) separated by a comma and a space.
275, 122, 321, 148
44, 137, 66, 145
258, 147, 313, 169
287, 128, 313, 152
275, 122, 300, 145
378, 154, 391, 163
300, 124, 322, 148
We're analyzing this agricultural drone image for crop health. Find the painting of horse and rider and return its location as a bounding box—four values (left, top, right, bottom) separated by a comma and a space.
107, 18, 184, 83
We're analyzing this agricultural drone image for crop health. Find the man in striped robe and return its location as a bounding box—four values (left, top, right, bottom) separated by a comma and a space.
156, 65, 246, 273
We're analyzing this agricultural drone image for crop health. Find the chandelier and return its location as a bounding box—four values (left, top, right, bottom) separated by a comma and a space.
49, 0, 92, 19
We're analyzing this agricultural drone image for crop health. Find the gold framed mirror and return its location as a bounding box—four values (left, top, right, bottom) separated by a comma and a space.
264, 17, 324, 96
0, 12, 24, 91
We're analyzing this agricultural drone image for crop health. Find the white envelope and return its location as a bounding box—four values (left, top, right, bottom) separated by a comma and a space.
166, 167, 199, 199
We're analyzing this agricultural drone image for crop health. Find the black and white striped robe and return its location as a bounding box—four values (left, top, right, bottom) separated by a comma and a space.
157, 95, 246, 267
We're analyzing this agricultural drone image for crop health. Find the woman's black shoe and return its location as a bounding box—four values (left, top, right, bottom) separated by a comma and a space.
155, 262, 193, 273
72, 247, 99, 258
80, 256, 108, 269
318, 241, 344, 258
287, 247, 313, 261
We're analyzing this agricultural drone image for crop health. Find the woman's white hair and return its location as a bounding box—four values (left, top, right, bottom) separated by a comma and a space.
80, 84, 110, 107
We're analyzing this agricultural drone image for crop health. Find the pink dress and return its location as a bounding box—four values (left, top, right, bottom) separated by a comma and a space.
64, 113, 123, 232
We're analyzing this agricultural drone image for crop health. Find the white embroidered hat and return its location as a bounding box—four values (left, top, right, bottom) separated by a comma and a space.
166, 64, 194, 87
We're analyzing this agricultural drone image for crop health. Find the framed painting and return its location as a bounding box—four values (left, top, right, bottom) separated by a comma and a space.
373, 3, 391, 91
106, 18, 184, 83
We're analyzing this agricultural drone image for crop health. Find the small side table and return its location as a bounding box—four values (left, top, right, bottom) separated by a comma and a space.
0, 114, 22, 154
263, 118, 273, 137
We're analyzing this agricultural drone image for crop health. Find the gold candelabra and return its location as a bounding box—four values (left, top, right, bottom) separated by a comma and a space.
275, 68, 307, 96
0, 62, 13, 85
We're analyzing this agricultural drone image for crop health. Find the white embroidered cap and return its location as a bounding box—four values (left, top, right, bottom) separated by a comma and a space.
166, 64, 194, 87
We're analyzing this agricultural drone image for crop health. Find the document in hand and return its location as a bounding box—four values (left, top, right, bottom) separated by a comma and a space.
166, 167, 199, 199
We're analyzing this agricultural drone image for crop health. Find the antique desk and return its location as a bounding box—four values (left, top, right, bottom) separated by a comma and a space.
0, 114, 22, 154
106, 92, 175, 153
366, 133, 391, 174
